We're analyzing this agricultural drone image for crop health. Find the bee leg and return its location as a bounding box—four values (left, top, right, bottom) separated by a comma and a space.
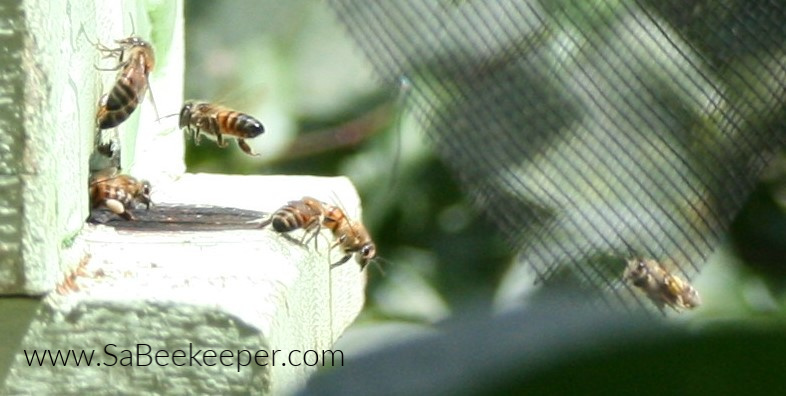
330, 235, 348, 250
300, 220, 321, 249
307, 229, 322, 251
94, 48, 129, 70
330, 254, 352, 269
193, 129, 202, 145
94, 62, 126, 72
280, 233, 308, 249
216, 133, 228, 148
94, 41, 124, 57
92, 46, 126, 70
238, 139, 259, 156
302, 230, 323, 251
120, 211, 136, 221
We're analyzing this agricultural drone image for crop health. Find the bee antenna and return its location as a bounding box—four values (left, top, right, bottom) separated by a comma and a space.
127, 12, 136, 37
328, 190, 342, 210
147, 82, 161, 123
327, 189, 356, 219
367, 256, 389, 277
81, 27, 103, 49
156, 112, 180, 122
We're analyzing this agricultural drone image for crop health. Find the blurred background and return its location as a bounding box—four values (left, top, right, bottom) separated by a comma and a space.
184, 0, 512, 341
183, 0, 786, 391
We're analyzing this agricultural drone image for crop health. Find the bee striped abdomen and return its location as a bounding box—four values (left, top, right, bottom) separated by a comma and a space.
98, 86, 141, 129
271, 211, 303, 233
98, 109, 129, 129
215, 111, 263, 138
216, 111, 235, 134
235, 113, 264, 138
95, 39, 154, 130
105, 81, 139, 111
270, 201, 319, 233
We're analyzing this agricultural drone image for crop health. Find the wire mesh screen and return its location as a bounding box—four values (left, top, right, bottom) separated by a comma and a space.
328, 0, 786, 311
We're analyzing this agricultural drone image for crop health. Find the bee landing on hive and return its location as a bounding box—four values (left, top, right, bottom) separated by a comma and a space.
88, 28, 157, 169
94, 35, 156, 129
623, 258, 701, 313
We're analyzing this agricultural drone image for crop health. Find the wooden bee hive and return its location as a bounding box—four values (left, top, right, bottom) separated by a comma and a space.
0, 2, 366, 394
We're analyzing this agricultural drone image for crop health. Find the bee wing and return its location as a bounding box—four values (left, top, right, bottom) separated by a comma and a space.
146, 71, 161, 121
194, 101, 223, 117
89, 167, 120, 185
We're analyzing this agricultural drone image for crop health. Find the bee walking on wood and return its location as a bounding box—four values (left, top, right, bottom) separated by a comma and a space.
623, 258, 701, 312
95, 36, 156, 129
322, 204, 377, 271
179, 101, 265, 156
89, 169, 152, 221
260, 197, 378, 271
259, 197, 328, 246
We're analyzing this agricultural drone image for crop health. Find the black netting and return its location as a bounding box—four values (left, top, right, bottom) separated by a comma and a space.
327, 0, 786, 311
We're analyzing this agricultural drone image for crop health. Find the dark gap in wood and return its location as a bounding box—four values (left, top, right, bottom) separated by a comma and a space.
88, 203, 267, 231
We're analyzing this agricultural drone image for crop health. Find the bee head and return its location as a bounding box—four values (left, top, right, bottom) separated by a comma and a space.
117, 36, 149, 48
356, 242, 377, 271
623, 259, 649, 286
139, 180, 153, 209
179, 101, 195, 129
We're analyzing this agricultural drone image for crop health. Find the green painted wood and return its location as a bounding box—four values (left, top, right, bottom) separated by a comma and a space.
2, 174, 367, 395
0, 0, 184, 294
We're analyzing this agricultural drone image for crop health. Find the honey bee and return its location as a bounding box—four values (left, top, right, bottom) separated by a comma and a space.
179, 101, 265, 156
259, 197, 327, 246
623, 258, 701, 312
322, 204, 376, 271
89, 169, 152, 220
95, 36, 155, 129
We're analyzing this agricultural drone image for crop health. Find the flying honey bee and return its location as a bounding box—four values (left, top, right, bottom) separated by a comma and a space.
95, 36, 155, 129
89, 169, 152, 220
623, 258, 701, 312
179, 101, 265, 156
259, 197, 328, 246
322, 204, 377, 271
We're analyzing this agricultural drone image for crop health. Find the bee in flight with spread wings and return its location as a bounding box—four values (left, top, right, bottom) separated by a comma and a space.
179, 101, 265, 156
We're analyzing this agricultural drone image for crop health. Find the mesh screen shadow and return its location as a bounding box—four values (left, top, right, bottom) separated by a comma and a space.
328, 0, 786, 312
